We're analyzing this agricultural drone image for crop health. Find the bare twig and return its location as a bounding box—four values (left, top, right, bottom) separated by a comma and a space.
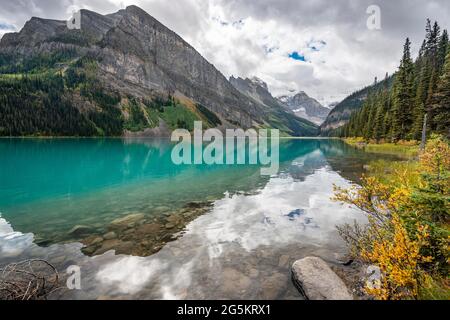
0, 259, 62, 300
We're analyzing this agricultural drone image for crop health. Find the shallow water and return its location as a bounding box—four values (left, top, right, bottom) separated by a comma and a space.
0, 138, 396, 299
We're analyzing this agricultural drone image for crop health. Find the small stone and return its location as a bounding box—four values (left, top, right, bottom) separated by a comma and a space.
114, 241, 135, 255
94, 239, 121, 255
166, 215, 181, 223
165, 223, 175, 229
109, 213, 145, 230
82, 246, 97, 255
103, 231, 117, 240
136, 223, 161, 235
68, 225, 93, 237
83, 236, 103, 246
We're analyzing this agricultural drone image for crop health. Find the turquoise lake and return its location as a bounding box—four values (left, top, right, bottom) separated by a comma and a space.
0, 138, 371, 242
0, 138, 397, 299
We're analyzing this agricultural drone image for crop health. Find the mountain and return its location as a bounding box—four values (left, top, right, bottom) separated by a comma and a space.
0, 5, 316, 137
229, 76, 318, 135
276, 92, 330, 125
320, 76, 394, 136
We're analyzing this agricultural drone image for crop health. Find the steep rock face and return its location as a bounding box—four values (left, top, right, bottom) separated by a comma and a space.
229, 76, 318, 136
0, 5, 319, 136
0, 6, 261, 129
230, 76, 283, 109
0, 10, 122, 54
97, 6, 259, 128
277, 92, 330, 126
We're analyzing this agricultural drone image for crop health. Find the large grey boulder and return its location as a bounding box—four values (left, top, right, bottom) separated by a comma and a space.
291, 256, 353, 300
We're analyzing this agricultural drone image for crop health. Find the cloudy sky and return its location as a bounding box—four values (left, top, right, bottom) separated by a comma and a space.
1, 0, 449, 105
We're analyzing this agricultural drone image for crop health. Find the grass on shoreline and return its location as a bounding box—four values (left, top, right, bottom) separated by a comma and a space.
344, 137, 420, 158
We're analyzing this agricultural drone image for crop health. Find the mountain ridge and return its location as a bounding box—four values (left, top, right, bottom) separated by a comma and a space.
0, 5, 317, 137
276, 92, 330, 125
229, 76, 318, 135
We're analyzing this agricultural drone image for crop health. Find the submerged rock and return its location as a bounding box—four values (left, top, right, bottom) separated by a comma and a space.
260, 272, 288, 300
221, 268, 251, 294
135, 223, 161, 236
109, 213, 145, 230
68, 225, 93, 237
165, 223, 175, 229
84, 235, 104, 246
94, 239, 134, 255
291, 257, 353, 300
103, 231, 117, 240
278, 254, 290, 267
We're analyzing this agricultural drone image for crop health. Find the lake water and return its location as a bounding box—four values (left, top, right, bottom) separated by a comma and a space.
0, 138, 396, 299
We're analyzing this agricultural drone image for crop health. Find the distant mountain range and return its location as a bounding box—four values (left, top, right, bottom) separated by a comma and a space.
227, 75, 331, 126
228, 76, 318, 135
0, 5, 318, 137
277, 92, 330, 125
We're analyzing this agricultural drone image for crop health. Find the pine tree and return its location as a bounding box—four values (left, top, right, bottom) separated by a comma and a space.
437, 29, 449, 72
392, 38, 414, 140
425, 21, 440, 63
431, 52, 450, 136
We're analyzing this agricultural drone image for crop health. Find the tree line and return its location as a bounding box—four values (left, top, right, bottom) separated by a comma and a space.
339, 20, 450, 141
0, 73, 99, 136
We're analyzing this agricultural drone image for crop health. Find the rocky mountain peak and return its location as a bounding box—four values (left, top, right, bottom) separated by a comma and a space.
276, 91, 330, 126
0, 5, 318, 136
249, 77, 268, 91
229, 76, 275, 107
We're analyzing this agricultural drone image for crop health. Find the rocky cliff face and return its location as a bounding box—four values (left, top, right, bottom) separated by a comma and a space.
230, 76, 284, 109
4, 5, 308, 135
0, 5, 320, 136
96, 5, 262, 128
229, 76, 318, 136
277, 92, 330, 126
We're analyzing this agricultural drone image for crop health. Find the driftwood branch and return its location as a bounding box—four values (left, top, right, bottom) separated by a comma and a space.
0, 259, 61, 300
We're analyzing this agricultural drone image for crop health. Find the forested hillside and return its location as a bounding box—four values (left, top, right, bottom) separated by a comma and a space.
320, 76, 394, 136
337, 20, 449, 140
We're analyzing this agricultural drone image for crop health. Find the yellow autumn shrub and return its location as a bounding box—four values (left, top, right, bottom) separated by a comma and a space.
419, 135, 450, 174
334, 135, 450, 300
362, 214, 432, 300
